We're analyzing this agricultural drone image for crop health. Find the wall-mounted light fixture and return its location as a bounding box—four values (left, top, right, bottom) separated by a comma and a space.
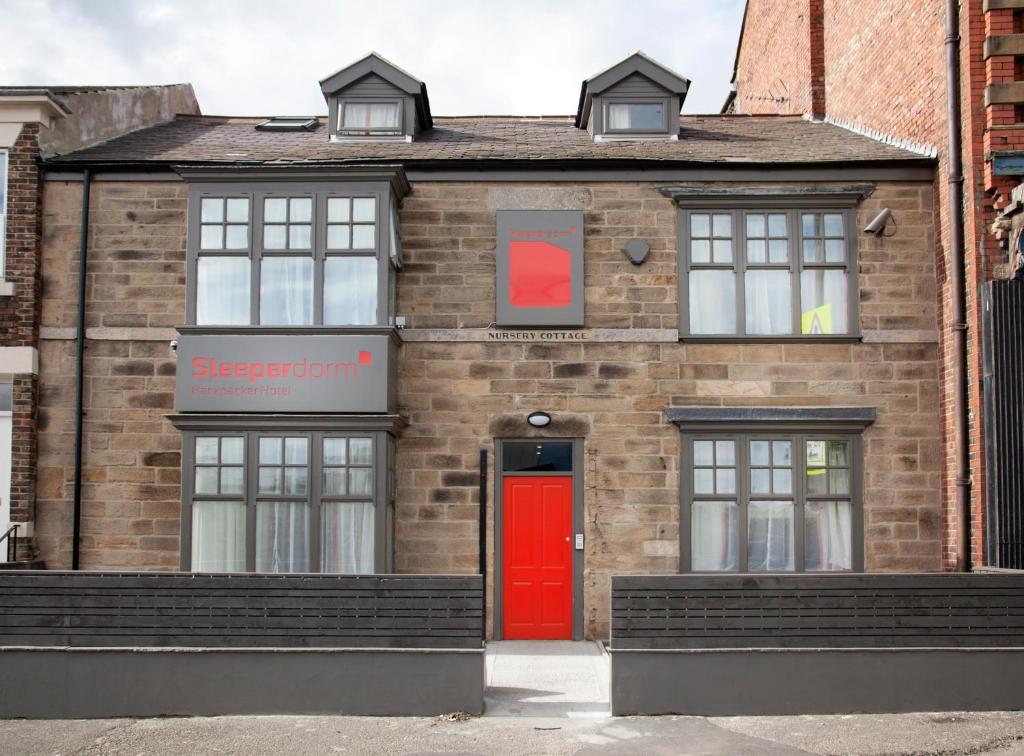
527, 411, 552, 428
624, 239, 650, 265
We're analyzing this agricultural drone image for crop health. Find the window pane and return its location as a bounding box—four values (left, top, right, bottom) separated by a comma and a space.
200, 224, 223, 250
327, 225, 351, 250
805, 501, 853, 571
768, 239, 788, 264
342, 102, 400, 131
715, 440, 735, 466
263, 225, 287, 249
289, 224, 312, 249
260, 257, 313, 326
285, 437, 308, 464
290, 197, 312, 222
323, 438, 347, 465
748, 501, 795, 571
745, 214, 765, 237
693, 440, 714, 466
693, 468, 714, 494
746, 239, 766, 264
828, 441, 850, 467
352, 225, 376, 249
353, 198, 376, 223
220, 466, 244, 495
197, 257, 249, 325
823, 213, 844, 237
690, 214, 710, 238
327, 198, 350, 223
349, 438, 373, 465
750, 441, 769, 466
690, 240, 711, 264
712, 214, 731, 237
201, 198, 224, 223
323, 467, 347, 495
322, 502, 375, 573
256, 501, 309, 573
802, 213, 818, 236
195, 437, 219, 465
802, 239, 821, 263
324, 257, 378, 325
225, 198, 249, 223
823, 240, 844, 263
194, 467, 218, 495
773, 468, 792, 494
607, 103, 664, 130
689, 270, 736, 335
348, 467, 372, 496
260, 437, 282, 464
712, 239, 732, 264
264, 198, 287, 223
768, 214, 787, 237
502, 441, 572, 472
221, 437, 244, 464
801, 270, 848, 334
191, 501, 246, 572
284, 467, 308, 495
224, 224, 248, 249
751, 468, 770, 494
773, 440, 791, 465
715, 468, 736, 494
258, 467, 282, 494
691, 501, 738, 571
745, 270, 792, 335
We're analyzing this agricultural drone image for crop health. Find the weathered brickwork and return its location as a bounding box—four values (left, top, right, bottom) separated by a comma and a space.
33, 179, 941, 640
732, 0, 1002, 571
34, 180, 186, 568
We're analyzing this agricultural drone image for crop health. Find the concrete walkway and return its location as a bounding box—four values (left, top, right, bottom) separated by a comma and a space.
485, 640, 610, 717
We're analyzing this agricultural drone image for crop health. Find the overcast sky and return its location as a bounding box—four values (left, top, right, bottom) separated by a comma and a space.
1, 0, 745, 117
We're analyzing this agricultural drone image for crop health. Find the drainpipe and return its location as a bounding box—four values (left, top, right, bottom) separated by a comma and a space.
945, 0, 971, 571
71, 168, 91, 570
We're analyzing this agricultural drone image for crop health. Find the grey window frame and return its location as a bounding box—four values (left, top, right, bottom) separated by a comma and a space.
680, 428, 865, 573
601, 96, 672, 135
180, 425, 393, 573
678, 197, 860, 341
186, 182, 395, 328
337, 99, 404, 137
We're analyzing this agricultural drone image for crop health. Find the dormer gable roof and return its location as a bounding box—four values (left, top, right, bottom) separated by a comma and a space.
575, 51, 690, 128
320, 52, 432, 130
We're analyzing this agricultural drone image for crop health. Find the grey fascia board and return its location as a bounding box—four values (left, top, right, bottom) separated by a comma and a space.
665, 406, 877, 427
585, 52, 690, 97
167, 413, 409, 433
172, 164, 412, 199
661, 184, 875, 206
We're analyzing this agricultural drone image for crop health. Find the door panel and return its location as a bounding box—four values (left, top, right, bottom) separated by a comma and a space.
502, 475, 573, 640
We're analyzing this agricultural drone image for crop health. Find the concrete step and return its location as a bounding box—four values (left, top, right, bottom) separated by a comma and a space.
0, 560, 46, 570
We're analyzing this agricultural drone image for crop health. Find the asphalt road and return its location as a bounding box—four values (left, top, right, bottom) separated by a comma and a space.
2, 711, 1024, 755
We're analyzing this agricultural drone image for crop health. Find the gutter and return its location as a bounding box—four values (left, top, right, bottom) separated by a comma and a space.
71, 168, 92, 570
945, 0, 971, 571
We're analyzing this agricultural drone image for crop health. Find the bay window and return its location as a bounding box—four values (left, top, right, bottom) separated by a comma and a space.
680, 203, 858, 338
182, 427, 395, 574
189, 184, 397, 327
682, 430, 863, 572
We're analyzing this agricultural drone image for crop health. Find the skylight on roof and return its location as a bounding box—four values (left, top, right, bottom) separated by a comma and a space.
255, 117, 317, 132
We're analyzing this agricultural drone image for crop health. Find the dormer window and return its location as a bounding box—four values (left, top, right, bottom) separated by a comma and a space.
339, 101, 402, 137
320, 52, 432, 142
575, 51, 689, 142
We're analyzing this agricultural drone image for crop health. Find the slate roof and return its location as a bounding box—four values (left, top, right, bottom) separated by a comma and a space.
46, 113, 931, 167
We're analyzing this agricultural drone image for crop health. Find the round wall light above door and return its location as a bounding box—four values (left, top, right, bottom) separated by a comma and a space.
527, 411, 552, 428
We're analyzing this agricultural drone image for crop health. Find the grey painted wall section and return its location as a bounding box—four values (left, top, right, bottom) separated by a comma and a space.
611, 648, 1024, 715
0, 648, 484, 717
41, 85, 200, 157
174, 332, 397, 413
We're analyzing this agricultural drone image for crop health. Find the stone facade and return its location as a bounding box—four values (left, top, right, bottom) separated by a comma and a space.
34, 177, 941, 638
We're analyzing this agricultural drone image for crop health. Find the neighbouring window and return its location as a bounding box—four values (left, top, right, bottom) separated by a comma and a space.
0, 150, 7, 278
683, 432, 861, 572
681, 207, 856, 337
190, 189, 385, 327
186, 430, 387, 574
339, 102, 402, 136
606, 102, 666, 132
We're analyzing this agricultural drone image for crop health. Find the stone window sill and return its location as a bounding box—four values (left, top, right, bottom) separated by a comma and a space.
0, 281, 13, 297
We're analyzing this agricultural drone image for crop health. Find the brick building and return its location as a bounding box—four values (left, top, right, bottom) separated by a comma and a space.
0, 85, 199, 561
2, 51, 945, 640
725, 0, 1024, 571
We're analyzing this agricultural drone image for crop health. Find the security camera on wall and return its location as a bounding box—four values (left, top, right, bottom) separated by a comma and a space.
863, 208, 893, 236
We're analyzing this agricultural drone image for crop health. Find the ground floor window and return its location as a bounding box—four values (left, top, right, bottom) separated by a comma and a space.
179, 427, 395, 574
681, 431, 863, 572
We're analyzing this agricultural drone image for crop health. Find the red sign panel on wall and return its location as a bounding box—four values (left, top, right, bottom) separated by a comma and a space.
496, 210, 584, 326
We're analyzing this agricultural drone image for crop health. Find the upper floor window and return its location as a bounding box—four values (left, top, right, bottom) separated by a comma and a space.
190, 187, 388, 327
605, 101, 668, 133
339, 101, 402, 137
680, 206, 857, 338
0, 149, 7, 277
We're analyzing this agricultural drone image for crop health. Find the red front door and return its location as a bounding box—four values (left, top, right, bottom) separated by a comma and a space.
502, 475, 573, 640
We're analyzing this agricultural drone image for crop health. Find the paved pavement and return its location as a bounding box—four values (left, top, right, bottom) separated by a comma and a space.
3, 640, 1024, 754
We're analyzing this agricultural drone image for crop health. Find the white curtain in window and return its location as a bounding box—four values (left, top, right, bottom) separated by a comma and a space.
342, 103, 400, 131
607, 104, 632, 130
322, 502, 374, 574
260, 257, 313, 325
197, 257, 250, 325
748, 501, 795, 571
805, 501, 852, 570
191, 501, 246, 572
691, 501, 738, 571
689, 270, 736, 334
324, 257, 377, 325
745, 270, 792, 335
256, 501, 309, 573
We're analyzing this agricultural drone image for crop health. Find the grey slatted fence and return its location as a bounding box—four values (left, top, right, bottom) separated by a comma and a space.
0, 572, 483, 649
611, 574, 1024, 649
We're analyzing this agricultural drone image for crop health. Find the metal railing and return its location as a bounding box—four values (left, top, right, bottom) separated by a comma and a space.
0, 524, 19, 563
